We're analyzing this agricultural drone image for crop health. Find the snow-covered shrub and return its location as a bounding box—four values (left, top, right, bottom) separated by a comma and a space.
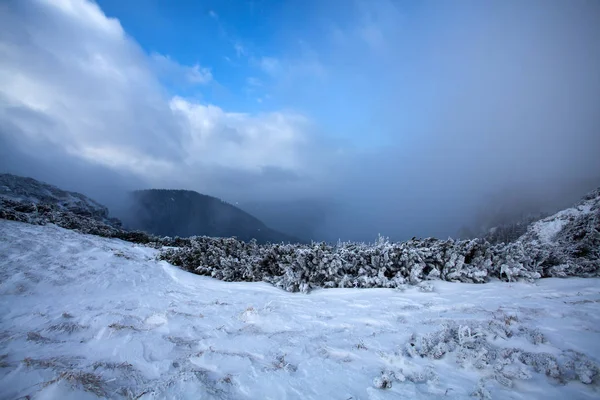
554, 210, 600, 275
372, 371, 395, 389
3, 185, 600, 292
563, 350, 600, 384
470, 379, 492, 400
157, 228, 595, 292
0, 198, 153, 243
397, 316, 600, 388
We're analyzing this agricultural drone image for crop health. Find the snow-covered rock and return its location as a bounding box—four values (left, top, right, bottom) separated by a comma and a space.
0, 173, 121, 227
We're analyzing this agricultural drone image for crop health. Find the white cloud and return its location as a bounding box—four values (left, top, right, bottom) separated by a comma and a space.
186, 65, 213, 84
170, 97, 308, 172
68, 144, 176, 178
234, 42, 245, 57
0, 0, 315, 194
151, 53, 213, 85
0, 0, 177, 162
246, 77, 262, 87
259, 57, 281, 75
258, 55, 326, 81
44, 0, 124, 38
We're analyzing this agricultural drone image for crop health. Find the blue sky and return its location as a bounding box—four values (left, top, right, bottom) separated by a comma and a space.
95, 0, 422, 146
96, 0, 313, 104
1, 0, 599, 241
97, 0, 274, 108
93, 0, 595, 150
95, 0, 551, 151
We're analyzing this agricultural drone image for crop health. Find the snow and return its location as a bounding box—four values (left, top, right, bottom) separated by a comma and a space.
528, 201, 594, 244
1, 220, 599, 399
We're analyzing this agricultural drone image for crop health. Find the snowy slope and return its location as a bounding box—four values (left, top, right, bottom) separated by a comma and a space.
1, 220, 599, 399
523, 189, 599, 245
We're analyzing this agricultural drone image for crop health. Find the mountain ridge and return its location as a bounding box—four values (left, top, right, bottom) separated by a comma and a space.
0, 173, 121, 228
123, 188, 303, 244
0, 173, 303, 244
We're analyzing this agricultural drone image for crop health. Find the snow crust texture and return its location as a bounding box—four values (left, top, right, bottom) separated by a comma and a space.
1, 220, 599, 399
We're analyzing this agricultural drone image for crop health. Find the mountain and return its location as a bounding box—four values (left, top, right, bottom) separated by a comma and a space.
520, 187, 600, 262
466, 177, 600, 242
0, 175, 302, 244
0, 173, 121, 228
123, 189, 303, 244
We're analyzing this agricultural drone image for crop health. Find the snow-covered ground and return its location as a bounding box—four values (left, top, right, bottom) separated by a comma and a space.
1, 220, 599, 399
